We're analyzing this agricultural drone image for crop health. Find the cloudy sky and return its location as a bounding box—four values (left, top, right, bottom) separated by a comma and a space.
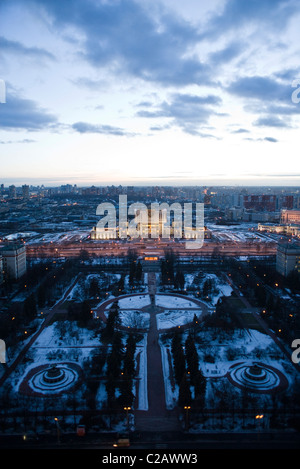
0, 0, 300, 186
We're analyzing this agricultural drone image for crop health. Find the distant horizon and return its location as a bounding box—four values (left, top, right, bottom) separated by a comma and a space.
1, 177, 300, 188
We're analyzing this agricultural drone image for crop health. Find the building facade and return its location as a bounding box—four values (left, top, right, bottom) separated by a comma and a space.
276, 242, 300, 277
1, 244, 27, 279
281, 210, 300, 225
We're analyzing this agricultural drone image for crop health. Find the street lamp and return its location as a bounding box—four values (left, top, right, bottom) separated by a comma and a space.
184, 405, 191, 430
54, 417, 61, 444
255, 414, 264, 439
124, 406, 131, 428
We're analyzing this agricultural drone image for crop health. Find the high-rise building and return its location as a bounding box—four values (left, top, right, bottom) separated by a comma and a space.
1, 244, 27, 279
8, 185, 16, 199
22, 184, 30, 199
243, 194, 276, 211
276, 242, 300, 277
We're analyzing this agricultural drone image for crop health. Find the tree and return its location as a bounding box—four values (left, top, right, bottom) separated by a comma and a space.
106, 373, 116, 407
37, 284, 46, 308
23, 294, 37, 320
123, 334, 136, 377
175, 270, 185, 290
118, 372, 134, 407
171, 333, 186, 385
185, 335, 198, 382
194, 369, 206, 404
178, 373, 192, 408
117, 274, 125, 293
103, 302, 120, 340
135, 261, 142, 282
106, 331, 123, 378
80, 300, 92, 326
129, 261, 136, 288
89, 278, 100, 297
192, 314, 199, 338
161, 250, 175, 285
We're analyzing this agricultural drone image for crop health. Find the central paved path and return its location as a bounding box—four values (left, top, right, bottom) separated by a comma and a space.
135, 272, 180, 431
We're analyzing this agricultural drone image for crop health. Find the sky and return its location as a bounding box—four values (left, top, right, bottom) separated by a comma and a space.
0, 0, 300, 187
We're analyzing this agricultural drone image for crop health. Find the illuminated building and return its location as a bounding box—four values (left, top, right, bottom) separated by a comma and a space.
281, 210, 300, 225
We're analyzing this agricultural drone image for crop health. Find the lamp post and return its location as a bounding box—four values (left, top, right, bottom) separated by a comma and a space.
54, 417, 61, 444
184, 405, 191, 431
124, 406, 131, 429
255, 414, 264, 440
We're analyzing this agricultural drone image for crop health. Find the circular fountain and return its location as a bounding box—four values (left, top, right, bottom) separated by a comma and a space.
42, 365, 66, 384
244, 364, 267, 382
227, 362, 287, 393
19, 363, 81, 396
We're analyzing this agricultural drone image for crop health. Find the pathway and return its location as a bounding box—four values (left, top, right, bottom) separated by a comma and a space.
134, 272, 180, 431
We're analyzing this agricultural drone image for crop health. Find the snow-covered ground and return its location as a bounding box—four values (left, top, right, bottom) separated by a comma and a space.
156, 310, 196, 330
1, 271, 299, 434
118, 295, 151, 309
184, 272, 233, 305
155, 295, 199, 308
159, 326, 298, 421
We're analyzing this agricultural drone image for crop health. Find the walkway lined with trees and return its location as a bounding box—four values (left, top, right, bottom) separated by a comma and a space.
135, 272, 181, 431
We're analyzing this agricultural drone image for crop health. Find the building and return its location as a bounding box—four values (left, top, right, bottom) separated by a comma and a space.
0, 254, 3, 285
281, 209, 300, 225
1, 244, 27, 279
22, 184, 30, 199
276, 242, 300, 277
8, 185, 16, 199
258, 223, 300, 238
243, 195, 276, 211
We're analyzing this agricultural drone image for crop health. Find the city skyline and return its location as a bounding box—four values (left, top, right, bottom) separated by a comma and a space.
0, 0, 300, 186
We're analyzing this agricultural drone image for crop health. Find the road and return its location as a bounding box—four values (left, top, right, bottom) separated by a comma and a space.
1, 430, 300, 450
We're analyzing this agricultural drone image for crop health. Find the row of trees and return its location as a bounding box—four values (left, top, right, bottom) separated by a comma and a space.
105, 332, 137, 408
101, 302, 137, 408
129, 260, 143, 287
171, 332, 206, 408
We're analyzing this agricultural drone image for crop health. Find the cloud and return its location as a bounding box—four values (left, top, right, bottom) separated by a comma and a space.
231, 128, 250, 134
209, 41, 245, 65
0, 36, 55, 61
253, 115, 291, 128
264, 137, 278, 142
244, 136, 279, 142
0, 90, 58, 131
227, 74, 300, 127
203, 0, 298, 38
71, 77, 107, 90
0, 138, 36, 144
227, 75, 291, 103
25, 0, 211, 87
71, 121, 135, 137
137, 92, 222, 135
